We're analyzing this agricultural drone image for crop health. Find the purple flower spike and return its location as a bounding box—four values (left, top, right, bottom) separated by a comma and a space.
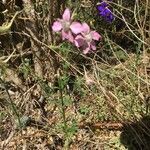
97, 1, 114, 22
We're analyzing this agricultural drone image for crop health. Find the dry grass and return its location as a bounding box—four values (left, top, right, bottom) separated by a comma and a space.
0, 0, 150, 149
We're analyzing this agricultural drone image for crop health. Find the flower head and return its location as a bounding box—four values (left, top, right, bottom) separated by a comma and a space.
52, 8, 83, 43
97, 1, 114, 22
52, 8, 102, 54
74, 23, 101, 54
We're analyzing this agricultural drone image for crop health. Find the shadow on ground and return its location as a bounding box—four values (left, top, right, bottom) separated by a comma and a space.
120, 116, 150, 150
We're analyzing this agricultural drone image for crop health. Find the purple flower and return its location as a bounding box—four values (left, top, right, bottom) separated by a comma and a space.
97, 1, 114, 22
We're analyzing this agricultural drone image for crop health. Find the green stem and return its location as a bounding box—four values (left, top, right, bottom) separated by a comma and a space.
60, 88, 67, 132
59, 87, 70, 150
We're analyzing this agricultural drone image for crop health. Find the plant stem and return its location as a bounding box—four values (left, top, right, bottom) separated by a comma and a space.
60, 88, 67, 132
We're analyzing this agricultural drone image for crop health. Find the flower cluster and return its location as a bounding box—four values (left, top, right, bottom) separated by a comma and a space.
52, 8, 101, 54
97, 0, 114, 22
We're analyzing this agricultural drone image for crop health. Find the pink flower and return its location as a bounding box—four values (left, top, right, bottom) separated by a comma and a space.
74, 23, 101, 54
52, 8, 83, 43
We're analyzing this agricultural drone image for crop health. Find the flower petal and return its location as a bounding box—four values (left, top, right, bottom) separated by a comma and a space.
81, 42, 90, 54
97, 2, 108, 11
61, 30, 68, 40
70, 22, 83, 34
90, 31, 101, 41
107, 13, 115, 22
62, 8, 71, 21
83, 46, 90, 54
82, 23, 90, 34
100, 9, 109, 16
61, 30, 74, 43
67, 31, 74, 43
90, 41, 96, 50
100, 2, 108, 8
97, 5, 105, 12
74, 35, 85, 47
52, 21, 62, 32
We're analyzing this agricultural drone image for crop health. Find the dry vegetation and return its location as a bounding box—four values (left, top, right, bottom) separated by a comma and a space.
0, 0, 150, 149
